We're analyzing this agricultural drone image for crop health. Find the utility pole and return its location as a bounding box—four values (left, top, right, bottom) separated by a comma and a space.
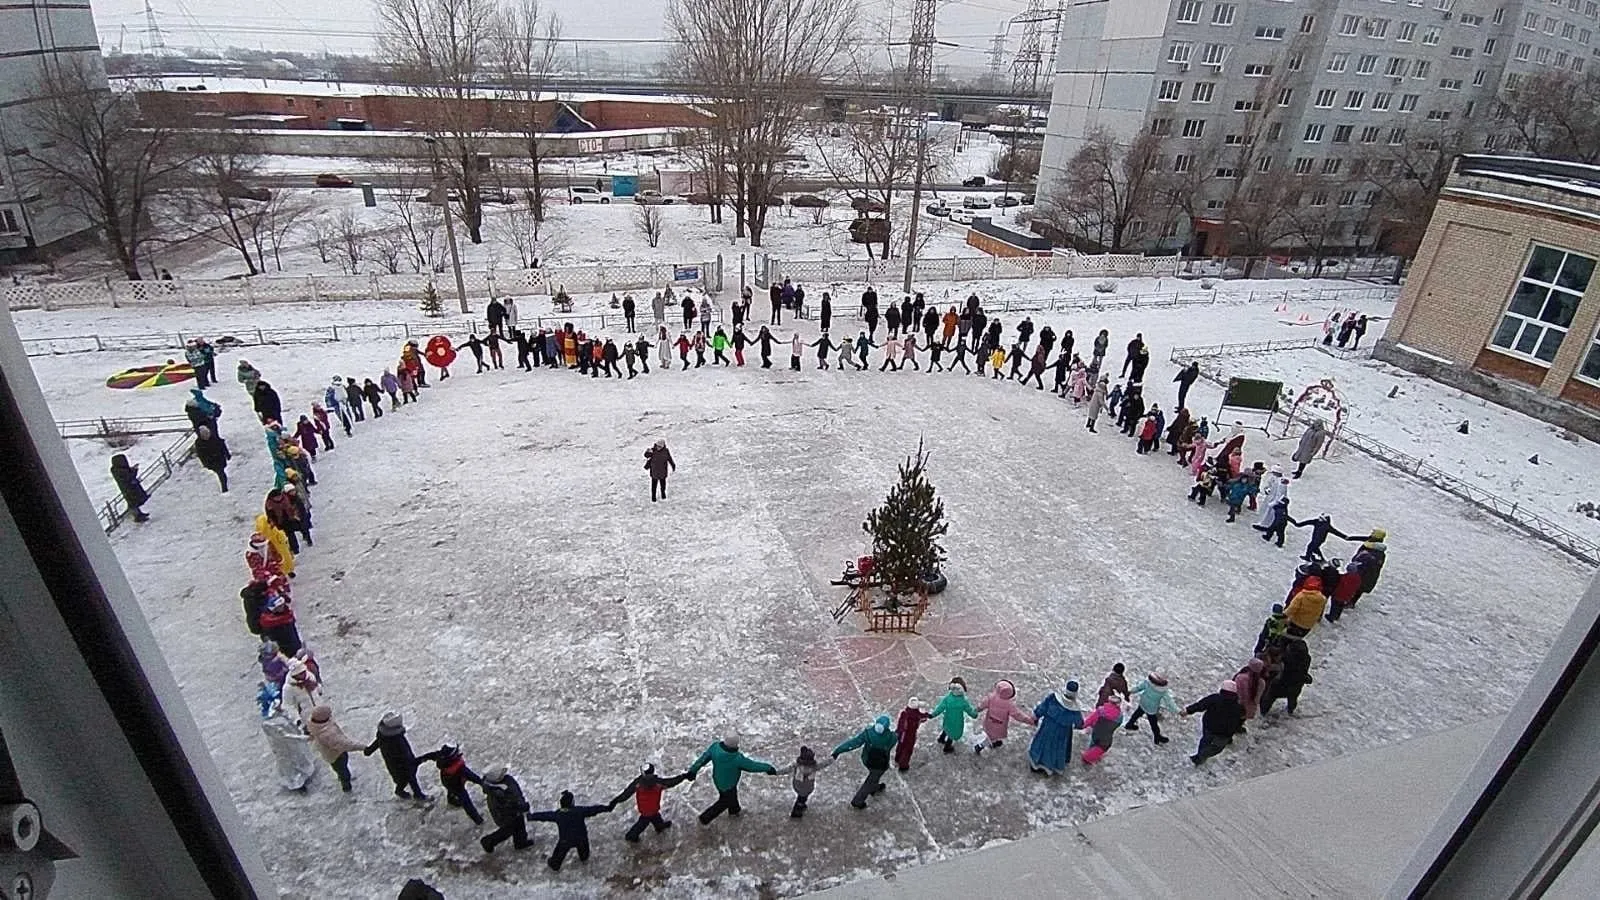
901, 0, 936, 297
425, 137, 469, 314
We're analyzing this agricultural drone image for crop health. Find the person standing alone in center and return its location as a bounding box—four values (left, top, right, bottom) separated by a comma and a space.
645, 440, 676, 502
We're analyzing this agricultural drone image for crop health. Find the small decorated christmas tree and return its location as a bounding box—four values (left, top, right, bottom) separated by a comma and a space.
862, 440, 947, 605
419, 281, 443, 317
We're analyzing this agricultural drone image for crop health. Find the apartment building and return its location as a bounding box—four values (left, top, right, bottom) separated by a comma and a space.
1038, 0, 1600, 255
0, 0, 105, 262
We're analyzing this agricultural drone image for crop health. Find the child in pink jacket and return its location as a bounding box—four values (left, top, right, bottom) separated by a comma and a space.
973, 679, 1036, 755
1081, 699, 1125, 765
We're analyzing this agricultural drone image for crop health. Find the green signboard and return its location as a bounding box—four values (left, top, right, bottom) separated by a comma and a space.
1221, 377, 1283, 413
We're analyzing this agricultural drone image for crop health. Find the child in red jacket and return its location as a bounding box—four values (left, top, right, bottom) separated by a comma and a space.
894, 698, 933, 772
609, 764, 691, 843
1325, 562, 1365, 622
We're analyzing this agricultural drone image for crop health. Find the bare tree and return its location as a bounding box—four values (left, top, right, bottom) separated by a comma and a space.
173, 130, 274, 275
1046, 127, 1164, 252
1500, 70, 1600, 164
634, 203, 666, 248
374, 158, 443, 272
491, 198, 566, 267
683, 135, 730, 224
668, 0, 856, 246
1364, 122, 1480, 256
1222, 166, 1298, 259
371, 229, 408, 274
14, 58, 194, 279
308, 215, 336, 265
333, 209, 368, 274
261, 193, 313, 272
377, 0, 498, 244
492, 0, 564, 223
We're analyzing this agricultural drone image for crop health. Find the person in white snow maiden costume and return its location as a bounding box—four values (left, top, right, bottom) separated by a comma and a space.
930, 677, 979, 753
831, 715, 897, 809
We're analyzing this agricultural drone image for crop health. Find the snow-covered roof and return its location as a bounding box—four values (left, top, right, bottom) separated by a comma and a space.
112, 74, 700, 106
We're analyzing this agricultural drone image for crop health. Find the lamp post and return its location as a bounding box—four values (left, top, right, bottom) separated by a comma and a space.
424, 137, 469, 314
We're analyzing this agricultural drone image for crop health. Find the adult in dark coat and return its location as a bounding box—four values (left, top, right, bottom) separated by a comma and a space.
415, 744, 484, 824
682, 295, 697, 332
645, 440, 676, 501
1097, 663, 1131, 705
110, 454, 150, 521
193, 425, 231, 492
1122, 333, 1146, 377
821, 292, 833, 332
1037, 325, 1057, 360
528, 790, 615, 871
1164, 408, 1191, 456
253, 380, 282, 424
1175, 361, 1201, 410
486, 297, 507, 336
754, 326, 777, 369
898, 296, 913, 334
769, 283, 783, 325
921, 307, 939, 347
1261, 637, 1313, 715
885, 302, 901, 339
1184, 682, 1244, 765
861, 288, 879, 337
1119, 385, 1146, 435
1350, 534, 1388, 595
363, 712, 429, 799
622, 294, 637, 331
361, 379, 384, 418
970, 310, 988, 351
1129, 347, 1151, 383
240, 581, 268, 635
1016, 316, 1034, 349
479, 766, 534, 853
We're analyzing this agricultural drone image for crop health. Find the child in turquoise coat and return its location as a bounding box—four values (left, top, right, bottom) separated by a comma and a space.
1027, 680, 1085, 775
1125, 672, 1180, 745
929, 677, 978, 754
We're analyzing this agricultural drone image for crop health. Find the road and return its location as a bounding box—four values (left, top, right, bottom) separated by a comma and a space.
256, 170, 1028, 196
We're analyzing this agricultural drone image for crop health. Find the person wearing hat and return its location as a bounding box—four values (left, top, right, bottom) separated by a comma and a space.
1124, 673, 1180, 745
1028, 680, 1086, 775
193, 424, 231, 492
1261, 636, 1314, 716
610, 764, 692, 842
687, 731, 779, 825
1184, 681, 1245, 765
1254, 604, 1289, 654
644, 440, 676, 502
1347, 528, 1389, 601
527, 790, 616, 871
479, 765, 534, 853
831, 715, 899, 809
775, 747, 834, 819
1285, 576, 1327, 635
972, 679, 1036, 756
280, 658, 321, 725
415, 743, 485, 824
363, 712, 429, 800
893, 699, 933, 772
303, 705, 365, 792
1232, 658, 1268, 726
929, 678, 978, 753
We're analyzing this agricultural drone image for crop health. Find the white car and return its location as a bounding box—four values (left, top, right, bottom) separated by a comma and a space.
569, 186, 612, 204
949, 208, 975, 225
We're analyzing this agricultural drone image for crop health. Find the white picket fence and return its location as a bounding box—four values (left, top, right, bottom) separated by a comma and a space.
4, 260, 719, 312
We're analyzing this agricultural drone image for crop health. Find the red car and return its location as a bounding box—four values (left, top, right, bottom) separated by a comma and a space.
315, 174, 355, 188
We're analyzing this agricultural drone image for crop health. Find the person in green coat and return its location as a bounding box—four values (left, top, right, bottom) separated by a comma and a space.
711, 327, 731, 365
687, 732, 778, 825
930, 677, 978, 754
831, 715, 898, 809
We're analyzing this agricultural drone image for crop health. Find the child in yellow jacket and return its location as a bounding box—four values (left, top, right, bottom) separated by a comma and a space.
989, 346, 1006, 379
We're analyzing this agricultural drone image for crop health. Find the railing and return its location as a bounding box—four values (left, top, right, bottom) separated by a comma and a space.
1170, 340, 1600, 567
815, 285, 1398, 320
95, 429, 197, 534
21, 310, 716, 358
57, 414, 195, 440
4, 259, 722, 312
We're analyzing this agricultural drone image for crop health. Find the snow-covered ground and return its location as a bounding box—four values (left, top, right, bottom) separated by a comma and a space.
14, 286, 1595, 898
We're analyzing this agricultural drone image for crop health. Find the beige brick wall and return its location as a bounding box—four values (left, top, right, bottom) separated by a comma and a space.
1389, 189, 1600, 400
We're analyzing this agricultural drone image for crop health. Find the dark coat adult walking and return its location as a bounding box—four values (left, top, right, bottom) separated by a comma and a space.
755, 326, 777, 368
486, 298, 507, 336
769, 283, 783, 325
1017, 316, 1034, 349
861, 288, 879, 337
193, 425, 231, 492
1261, 636, 1313, 714
820, 292, 833, 333
645, 440, 676, 501
110, 454, 150, 521
361, 379, 384, 418
682, 296, 697, 332
622, 294, 637, 331
1129, 347, 1151, 383
885, 302, 901, 339
1184, 682, 1244, 765
921, 307, 939, 347
363, 712, 429, 799
479, 767, 534, 853
970, 310, 988, 351
253, 381, 283, 424
1292, 419, 1329, 477
1175, 361, 1200, 410
1122, 333, 1145, 377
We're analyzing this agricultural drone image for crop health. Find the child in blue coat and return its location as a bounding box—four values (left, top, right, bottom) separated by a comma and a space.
1027, 681, 1085, 775
1224, 476, 1252, 522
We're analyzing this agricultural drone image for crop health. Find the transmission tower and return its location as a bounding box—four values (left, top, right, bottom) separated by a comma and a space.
143, 1, 168, 54
987, 33, 1006, 81
901, 0, 938, 295
907, 0, 936, 94
1010, 0, 1057, 95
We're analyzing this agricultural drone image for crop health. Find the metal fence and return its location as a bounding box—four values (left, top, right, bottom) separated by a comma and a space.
1175, 255, 1407, 281
815, 285, 1398, 321
21, 310, 709, 358
57, 414, 194, 440
4, 259, 723, 312
766, 250, 1180, 287
1170, 341, 1600, 567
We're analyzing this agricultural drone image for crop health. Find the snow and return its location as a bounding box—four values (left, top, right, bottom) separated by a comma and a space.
13, 286, 1596, 898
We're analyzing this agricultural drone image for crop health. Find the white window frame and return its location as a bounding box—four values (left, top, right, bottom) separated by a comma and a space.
1490, 245, 1597, 367
1177, 0, 1203, 24
1212, 3, 1237, 26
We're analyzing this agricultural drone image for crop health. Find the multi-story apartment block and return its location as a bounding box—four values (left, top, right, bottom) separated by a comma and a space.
0, 1, 106, 262
1038, 0, 1600, 255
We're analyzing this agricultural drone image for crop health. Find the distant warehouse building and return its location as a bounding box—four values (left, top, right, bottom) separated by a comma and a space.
1376, 155, 1600, 439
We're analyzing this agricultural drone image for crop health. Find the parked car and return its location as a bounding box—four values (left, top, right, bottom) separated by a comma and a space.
220, 182, 272, 202
962, 175, 986, 187
962, 196, 993, 210
569, 186, 611, 203
925, 201, 950, 217
850, 196, 886, 213
314, 174, 355, 188
1020, 193, 1036, 205
633, 189, 676, 205
790, 194, 829, 208
480, 189, 516, 205
414, 189, 462, 203
949, 208, 975, 224
685, 192, 716, 205
995, 195, 1020, 208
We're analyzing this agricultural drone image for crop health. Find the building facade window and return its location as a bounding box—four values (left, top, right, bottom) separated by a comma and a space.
1256, 25, 1286, 39
1413, 59, 1432, 77
1212, 3, 1237, 25
1339, 189, 1359, 205
1485, 37, 1498, 54
1177, 0, 1203, 23
1333, 124, 1354, 142
1301, 14, 1317, 32
1159, 80, 1183, 100
1202, 42, 1228, 65
1304, 123, 1326, 141
1515, 41, 1532, 59
1267, 121, 1284, 140
1373, 91, 1394, 109
0, 208, 21, 235
1474, 68, 1488, 85
1244, 63, 1274, 76
1577, 323, 1600, 385
1322, 157, 1344, 173
1278, 87, 1294, 104
1346, 90, 1367, 107
1234, 99, 1264, 110
1440, 77, 1463, 89
1389, 125, 1407, 142
1183, 118, 1207, 137
1371, 18, 1392, 37
1450, 45, 1473, 58
1294, 157, 1315, 173
1341, 14, 1362, 35
1169, 41, 1195, 62
1422, 26, 1440, 45
1215, 166, 1241, 178
1192, 82, 1216, 101
1387, 56, 1408, 75
1329, 52, 1350, 71
1490, 245, 1596, 365
1315, 88, 1337, 106
1257, 154, 1274, 171
1151, 117, 1174, 135
1358, 53, 1379, 72
1361, 124, 1382, 141
1399, 21, 1418, 41
1174, 153, 1194, 172
1400, 94, 1419, 110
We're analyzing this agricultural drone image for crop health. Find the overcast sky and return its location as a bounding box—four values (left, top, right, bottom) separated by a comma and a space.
92, 0, 1036, 71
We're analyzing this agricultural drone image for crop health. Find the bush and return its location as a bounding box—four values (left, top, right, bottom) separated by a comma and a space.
419, 282, 444, 317
1094, 279, 1117, 294
1200, 278, 1217, 290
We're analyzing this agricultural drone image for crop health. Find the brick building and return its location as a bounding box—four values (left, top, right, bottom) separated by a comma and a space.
1376, 154, 1600, 438
126, 76, 714, 133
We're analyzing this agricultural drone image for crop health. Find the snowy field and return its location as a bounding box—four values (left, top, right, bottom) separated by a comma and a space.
14, 286, 1597, 898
